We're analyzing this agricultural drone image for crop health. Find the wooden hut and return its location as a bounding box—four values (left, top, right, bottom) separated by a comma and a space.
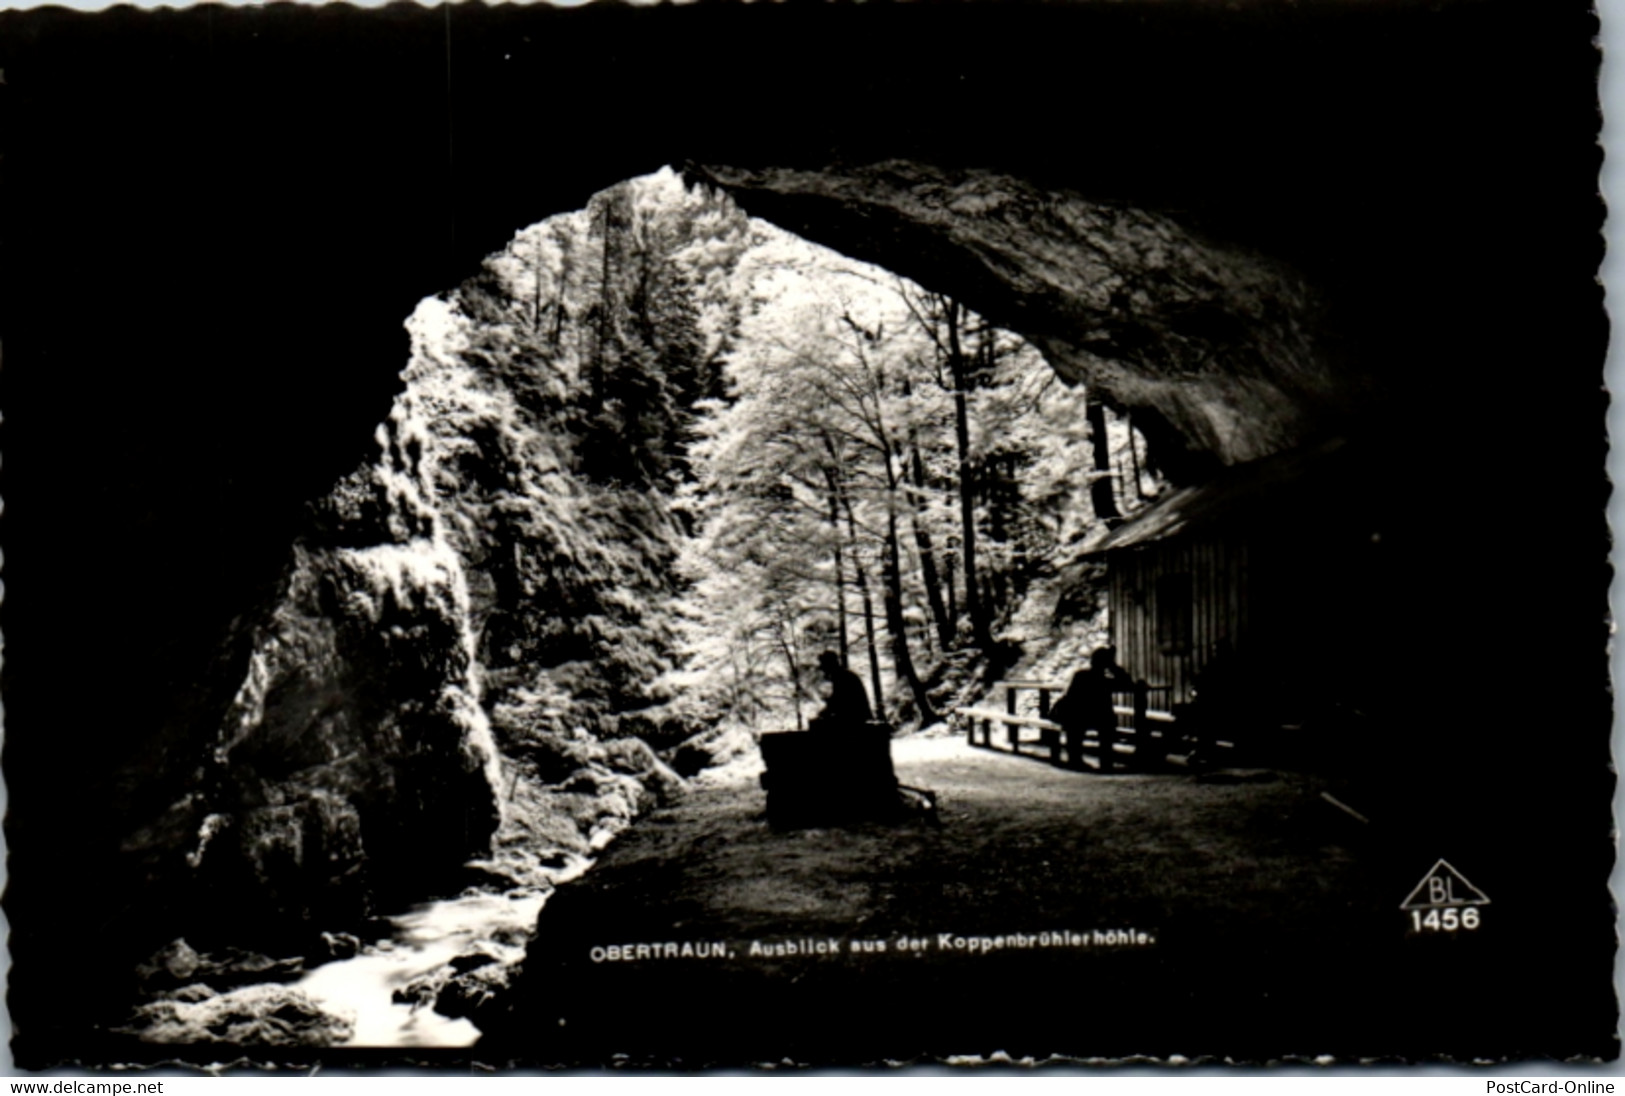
1081, 438, 1383, 732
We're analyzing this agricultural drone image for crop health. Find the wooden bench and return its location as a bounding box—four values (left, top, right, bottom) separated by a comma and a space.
758, 723, 910, 827
956, 706, 1064, 757
956, 679, 1193, 772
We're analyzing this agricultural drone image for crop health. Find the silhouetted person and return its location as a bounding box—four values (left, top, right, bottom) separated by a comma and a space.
760, 651, 914, 827
1048, 645, 1132, 770
808, 650, 873, 732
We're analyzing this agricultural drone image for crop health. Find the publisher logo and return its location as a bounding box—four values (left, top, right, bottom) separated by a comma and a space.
1401, 858, 1489, 934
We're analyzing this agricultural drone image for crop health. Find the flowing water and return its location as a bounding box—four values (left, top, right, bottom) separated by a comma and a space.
297, 857, 593, 1047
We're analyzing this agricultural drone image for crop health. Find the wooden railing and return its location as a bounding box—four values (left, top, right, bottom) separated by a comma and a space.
954, 678, 1208, 772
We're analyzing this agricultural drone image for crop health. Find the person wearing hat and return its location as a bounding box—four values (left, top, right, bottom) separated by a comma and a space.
808, 650, 874, 732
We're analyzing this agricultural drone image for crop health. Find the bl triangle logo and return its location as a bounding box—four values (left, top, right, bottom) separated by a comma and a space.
1399, 859, 1490, 909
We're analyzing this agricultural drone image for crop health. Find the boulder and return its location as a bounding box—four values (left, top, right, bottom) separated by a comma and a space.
434, 959, 521, 1024
118, 984, 352, 1047
137, 940, 304, 995
666, 724, 755, 778
136, 940, 202, 988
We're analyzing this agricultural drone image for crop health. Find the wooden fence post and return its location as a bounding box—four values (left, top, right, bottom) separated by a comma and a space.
1132, 681, 1150, 771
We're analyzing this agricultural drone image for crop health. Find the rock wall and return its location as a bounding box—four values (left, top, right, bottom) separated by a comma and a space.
123, 377, 508, 949
123, 246, 712, 985
110, 276, 703, 1045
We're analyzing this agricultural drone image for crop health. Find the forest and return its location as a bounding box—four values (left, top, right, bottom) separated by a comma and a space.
382, 168, 1157, 759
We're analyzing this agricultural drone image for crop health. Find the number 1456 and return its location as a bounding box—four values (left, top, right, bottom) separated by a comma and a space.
1411, 907, 1480, 932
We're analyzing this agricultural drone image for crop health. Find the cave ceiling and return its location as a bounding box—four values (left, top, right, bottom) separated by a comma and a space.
689, 161, 1342, 472
5, 0, 1596, 503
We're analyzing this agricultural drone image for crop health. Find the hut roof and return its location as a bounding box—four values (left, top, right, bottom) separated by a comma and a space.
1081, 437, 1348, 555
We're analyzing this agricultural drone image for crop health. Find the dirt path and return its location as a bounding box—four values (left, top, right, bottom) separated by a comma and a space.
479, 734, 1418, 1065
592, 734, 1368, 943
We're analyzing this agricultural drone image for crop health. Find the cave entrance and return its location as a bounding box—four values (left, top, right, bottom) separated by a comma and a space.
150, 165, 1180, 1050
367, 166, 1174, 758
10, 0, 1610, 1064
329, 165, 1458, 1060
105, 158, 1593, 1056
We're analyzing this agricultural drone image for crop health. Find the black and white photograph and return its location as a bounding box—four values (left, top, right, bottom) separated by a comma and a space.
0, 0, 1616, 1071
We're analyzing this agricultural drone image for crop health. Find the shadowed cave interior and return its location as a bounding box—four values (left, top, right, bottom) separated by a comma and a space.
0, 0, 1612, 1066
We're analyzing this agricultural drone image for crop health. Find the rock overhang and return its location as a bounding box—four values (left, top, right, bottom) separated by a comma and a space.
687, 161, 1352, 478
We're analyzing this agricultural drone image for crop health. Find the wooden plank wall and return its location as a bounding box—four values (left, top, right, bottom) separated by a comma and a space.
1107, 534, 1248, 706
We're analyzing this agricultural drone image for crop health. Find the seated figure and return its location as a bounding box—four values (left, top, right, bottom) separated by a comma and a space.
808, 650, 874, 733
759, 651, 907, 826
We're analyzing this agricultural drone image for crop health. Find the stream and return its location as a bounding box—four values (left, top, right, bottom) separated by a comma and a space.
296, 857, 594, 1047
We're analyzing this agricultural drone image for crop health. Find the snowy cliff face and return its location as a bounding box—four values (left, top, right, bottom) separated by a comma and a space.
374, 288, 694, 887
182, 351, 507, 936
162, 177, 716, 949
